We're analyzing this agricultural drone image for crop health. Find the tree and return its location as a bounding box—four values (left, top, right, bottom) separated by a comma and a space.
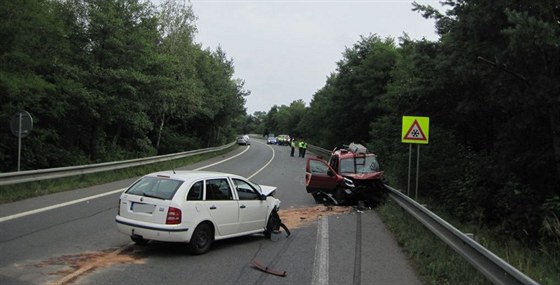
190, 47, 248, 147
502, 4, 560, 183
150, 0, 202, 153
271, 100, 307, 137
0, 0, 84, 170
0, 0, 251, 169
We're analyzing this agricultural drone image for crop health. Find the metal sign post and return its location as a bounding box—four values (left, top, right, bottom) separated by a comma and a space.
407, 144, 411, 196
415, 144, 420, 200
10, 111, 33, 171
18, 113, 22, 171
402, 116, 429, 200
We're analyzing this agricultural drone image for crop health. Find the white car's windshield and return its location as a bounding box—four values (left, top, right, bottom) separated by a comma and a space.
248, 180, 262, 192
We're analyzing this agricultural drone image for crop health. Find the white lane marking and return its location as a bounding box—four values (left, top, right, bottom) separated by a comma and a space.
312, 216, 329, 285
193, 145, 250, 170
0, 188, 124, 223
0, 145, 253, 223
247, 142, 275, 180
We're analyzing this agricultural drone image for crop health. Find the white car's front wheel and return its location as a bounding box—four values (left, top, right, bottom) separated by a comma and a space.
264, 210, 281, 238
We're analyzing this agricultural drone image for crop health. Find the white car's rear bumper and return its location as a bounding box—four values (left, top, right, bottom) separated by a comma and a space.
116, 216, 192, 242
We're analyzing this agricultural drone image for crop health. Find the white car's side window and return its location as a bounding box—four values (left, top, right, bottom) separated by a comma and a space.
205, 178, 233, 200
187, 181, 203, 201
233, 179, 260, 200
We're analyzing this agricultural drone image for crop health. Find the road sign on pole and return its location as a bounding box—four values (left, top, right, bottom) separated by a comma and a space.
402, 116, 429, 144
402, 116, 430, 200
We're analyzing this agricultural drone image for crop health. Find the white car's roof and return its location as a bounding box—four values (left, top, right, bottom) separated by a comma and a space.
142, 170, 277, 196
145, 170, 245, 182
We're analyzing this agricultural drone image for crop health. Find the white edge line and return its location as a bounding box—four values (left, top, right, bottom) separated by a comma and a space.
0, 188, 125, 223
193, 145, 250, 170
312, 216, 329, 285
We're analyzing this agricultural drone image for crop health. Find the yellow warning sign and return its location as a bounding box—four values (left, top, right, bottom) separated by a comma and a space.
402, 116, 429, 144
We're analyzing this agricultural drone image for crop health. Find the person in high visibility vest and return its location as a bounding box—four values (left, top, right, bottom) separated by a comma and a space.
298, 140, 304, 157
301, 140, 308, 158
290, 138, 296, 157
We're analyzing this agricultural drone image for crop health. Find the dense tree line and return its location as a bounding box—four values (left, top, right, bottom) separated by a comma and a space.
251, 0, 559, 245
0, 0, 248, 171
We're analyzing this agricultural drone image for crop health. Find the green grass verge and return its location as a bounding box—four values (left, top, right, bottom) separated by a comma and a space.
376, 199, 559, 285
0, 145, 239, 204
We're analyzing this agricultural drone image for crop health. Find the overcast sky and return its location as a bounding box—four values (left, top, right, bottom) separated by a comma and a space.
188, 0, 443, 114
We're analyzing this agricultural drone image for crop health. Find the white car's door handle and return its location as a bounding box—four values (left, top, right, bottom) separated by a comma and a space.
240, 205, 246, 209
209, 206, 217, 210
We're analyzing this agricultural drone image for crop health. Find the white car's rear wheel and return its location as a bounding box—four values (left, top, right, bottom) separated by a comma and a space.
188, 223, 213, 255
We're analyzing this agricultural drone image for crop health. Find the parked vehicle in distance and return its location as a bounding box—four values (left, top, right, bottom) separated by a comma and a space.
116, 171, 282, 254
267, 135, 277, 144
276, 134, 291, 146
305, 143, 386, 207
237, 135, 251, 145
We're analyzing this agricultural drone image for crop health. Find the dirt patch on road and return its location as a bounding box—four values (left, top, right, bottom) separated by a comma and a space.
278, 205, 354, 229
38, 246, 144, 285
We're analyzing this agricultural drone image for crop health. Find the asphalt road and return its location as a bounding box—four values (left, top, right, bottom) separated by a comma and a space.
0, 139, 421, 285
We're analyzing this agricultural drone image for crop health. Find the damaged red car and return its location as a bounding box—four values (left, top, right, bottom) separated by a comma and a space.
305, 143, 386, 207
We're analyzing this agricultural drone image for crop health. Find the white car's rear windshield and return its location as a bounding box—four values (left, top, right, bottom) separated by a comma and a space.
126, 176, 183, 200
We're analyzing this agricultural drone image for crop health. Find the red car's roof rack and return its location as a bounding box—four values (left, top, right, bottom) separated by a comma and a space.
332, 142, 369, 154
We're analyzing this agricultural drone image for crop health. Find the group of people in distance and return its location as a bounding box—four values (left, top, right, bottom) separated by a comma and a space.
290, 137, 307, 158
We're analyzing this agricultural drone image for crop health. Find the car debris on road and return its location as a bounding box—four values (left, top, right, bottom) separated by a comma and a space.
251, 259, 287, 277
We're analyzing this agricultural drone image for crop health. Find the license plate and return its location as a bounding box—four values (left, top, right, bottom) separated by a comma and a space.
131, 202, 155, 213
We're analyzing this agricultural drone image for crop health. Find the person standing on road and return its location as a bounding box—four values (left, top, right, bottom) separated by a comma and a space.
290, 137, 296, 157
298, 139, 304, 157
301, 140, 308, 158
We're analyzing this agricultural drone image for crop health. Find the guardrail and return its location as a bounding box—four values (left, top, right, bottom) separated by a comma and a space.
306, 144, 538, 285
386, 186, 539, 285
0, 142, 235, 186
306, 144, 331, 158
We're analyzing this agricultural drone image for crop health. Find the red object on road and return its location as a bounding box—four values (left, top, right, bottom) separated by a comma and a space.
251, 259, 287, 277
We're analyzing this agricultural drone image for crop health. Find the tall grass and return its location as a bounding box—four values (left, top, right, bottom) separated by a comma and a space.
377, 199, 559, 285
377, 199, 491, 284
0, 145, 238, 204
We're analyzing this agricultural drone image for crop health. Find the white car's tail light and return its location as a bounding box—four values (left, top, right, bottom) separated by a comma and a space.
166, 207, 182, 224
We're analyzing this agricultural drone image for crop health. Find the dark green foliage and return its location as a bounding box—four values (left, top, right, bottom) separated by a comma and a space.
367, 0, 559, 246
0, 0, 247, 171
403, 0, 560, 244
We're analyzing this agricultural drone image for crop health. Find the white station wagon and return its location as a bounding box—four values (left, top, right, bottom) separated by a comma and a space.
116, 170, 281, 254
